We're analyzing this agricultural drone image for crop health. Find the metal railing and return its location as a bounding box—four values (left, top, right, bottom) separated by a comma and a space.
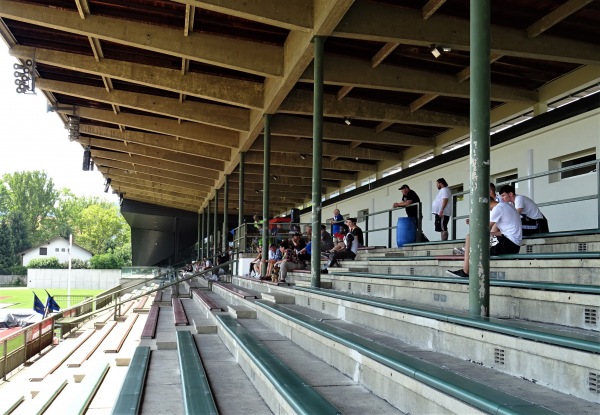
361, 203, 422, 247
450, 159, 600, 239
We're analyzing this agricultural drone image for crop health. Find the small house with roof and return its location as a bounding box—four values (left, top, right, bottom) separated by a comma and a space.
21, 237, 93, 266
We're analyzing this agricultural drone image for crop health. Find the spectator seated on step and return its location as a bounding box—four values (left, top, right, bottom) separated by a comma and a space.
322, 226, 359, 273
320, 224, 334, 252
277, 240, 306, 282
447, 198, 522, 278
266, 243, 281, 277
499, 185, 549, 235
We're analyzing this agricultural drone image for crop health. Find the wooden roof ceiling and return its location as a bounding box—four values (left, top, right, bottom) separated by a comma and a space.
1, 0, 599, 217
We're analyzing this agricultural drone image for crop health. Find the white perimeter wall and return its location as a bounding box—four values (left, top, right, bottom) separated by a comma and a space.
27, 269, 121, 290
302, 110, 600, 247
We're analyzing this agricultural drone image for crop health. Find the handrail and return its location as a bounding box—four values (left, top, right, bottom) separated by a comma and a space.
450, 159, 600, 239
361, 203, 421, 247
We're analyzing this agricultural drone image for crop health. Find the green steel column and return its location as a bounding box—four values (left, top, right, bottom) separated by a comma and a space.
261, 114, 272, 278
213, 190, 219, 259
200, 210, 205, 260
469, 0, 492, 317
238, 152, 245, 273
223, 175, 229, 252
196, 212, 202, 261
311, 36, 325, 288
206, 199, 211, 259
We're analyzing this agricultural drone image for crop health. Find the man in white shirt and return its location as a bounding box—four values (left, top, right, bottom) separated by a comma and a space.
499, 185, 549, 235
432, 178, 452, 240
447, 199, 522, 278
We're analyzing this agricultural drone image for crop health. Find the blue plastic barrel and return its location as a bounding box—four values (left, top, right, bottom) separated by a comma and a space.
396, 217, 417, 247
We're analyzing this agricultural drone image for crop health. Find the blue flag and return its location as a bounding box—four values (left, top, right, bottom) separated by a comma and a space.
33, 293, 45, 315
45, 290, 60, 313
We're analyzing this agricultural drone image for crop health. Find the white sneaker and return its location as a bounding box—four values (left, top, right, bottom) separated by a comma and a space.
453, 247, 465, 255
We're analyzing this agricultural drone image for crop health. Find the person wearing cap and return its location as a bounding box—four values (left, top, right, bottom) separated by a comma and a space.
393, 184, 425, 241
432, 178, 452, 240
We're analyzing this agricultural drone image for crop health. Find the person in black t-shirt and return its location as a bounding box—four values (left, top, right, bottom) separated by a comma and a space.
393, 184, 427, 242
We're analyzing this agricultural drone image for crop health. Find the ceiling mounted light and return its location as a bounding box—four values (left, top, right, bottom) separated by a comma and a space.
272, 175, 278, 181
344, 117, 351, 126
300, 153, 307, 160
430, 45, 451, 59
255, 189, 260, 194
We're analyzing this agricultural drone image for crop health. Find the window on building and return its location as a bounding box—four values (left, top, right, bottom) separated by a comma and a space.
61, 248, 66, 252
549, 149, 596, 183
357, 209, 369, 224
561, 153, 596, 179
55, 248, 59, 252
493, 169, 519, 190
39, 247, 47, 256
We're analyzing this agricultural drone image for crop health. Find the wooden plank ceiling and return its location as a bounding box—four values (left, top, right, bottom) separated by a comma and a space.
1, 0, 599, 218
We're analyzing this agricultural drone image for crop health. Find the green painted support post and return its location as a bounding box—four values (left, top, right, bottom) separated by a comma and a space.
469, 0, 491, 317
197, 211, 201, 261
223, 175, 229, 252
206, 198, 211, 259
238, 152, 245, 272
311, 36, 325, 288
213, 190, 219, 259
200, 210, 205, 260
262, 114, 272, 278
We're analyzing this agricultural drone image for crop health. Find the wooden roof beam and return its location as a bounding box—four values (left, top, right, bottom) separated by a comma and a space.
334, 0, 600, 65
0, 0, 283, 77
10, 45, 262, 112
59, 107, 239, 148
35, 78, 249, 133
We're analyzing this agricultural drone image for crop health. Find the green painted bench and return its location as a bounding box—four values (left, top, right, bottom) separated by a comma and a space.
337, 272, 600, 294
111, 346, 151, 415
295, 287, 600, 354
176, 331, 218, 415
402, 228, 600, 248
256, 300, 563, 415
368, 251, 600, 261
216, 314, 342, 415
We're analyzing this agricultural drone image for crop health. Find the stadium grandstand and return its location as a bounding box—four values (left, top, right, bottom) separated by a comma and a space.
0, 1, 599, 414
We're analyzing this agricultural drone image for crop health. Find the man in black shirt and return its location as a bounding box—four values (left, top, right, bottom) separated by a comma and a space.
393, 184, 427, 242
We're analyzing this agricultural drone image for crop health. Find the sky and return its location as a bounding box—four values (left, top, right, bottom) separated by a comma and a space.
0, 41, 118, 203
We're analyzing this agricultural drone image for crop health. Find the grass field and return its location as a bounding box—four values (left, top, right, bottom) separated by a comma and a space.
0, 288, 104, 310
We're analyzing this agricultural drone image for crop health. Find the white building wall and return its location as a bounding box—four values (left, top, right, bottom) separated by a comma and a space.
27, 269, 121, 290
22, 239, 92, 266
303, 110, 600, 247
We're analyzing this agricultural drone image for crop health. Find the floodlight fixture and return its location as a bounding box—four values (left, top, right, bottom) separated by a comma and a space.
344, 117, 351, 126
13, 59, 35, 94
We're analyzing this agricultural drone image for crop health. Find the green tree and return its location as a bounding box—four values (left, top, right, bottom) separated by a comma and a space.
76, 202, 130, 255
0, 220, 16, 269
38, 189, 89, 241
0, 171, 59, 246
7, 211, 30, 254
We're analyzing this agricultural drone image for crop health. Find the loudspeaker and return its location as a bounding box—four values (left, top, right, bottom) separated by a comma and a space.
290, 208, 300, 223
82, 149, 91, 171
